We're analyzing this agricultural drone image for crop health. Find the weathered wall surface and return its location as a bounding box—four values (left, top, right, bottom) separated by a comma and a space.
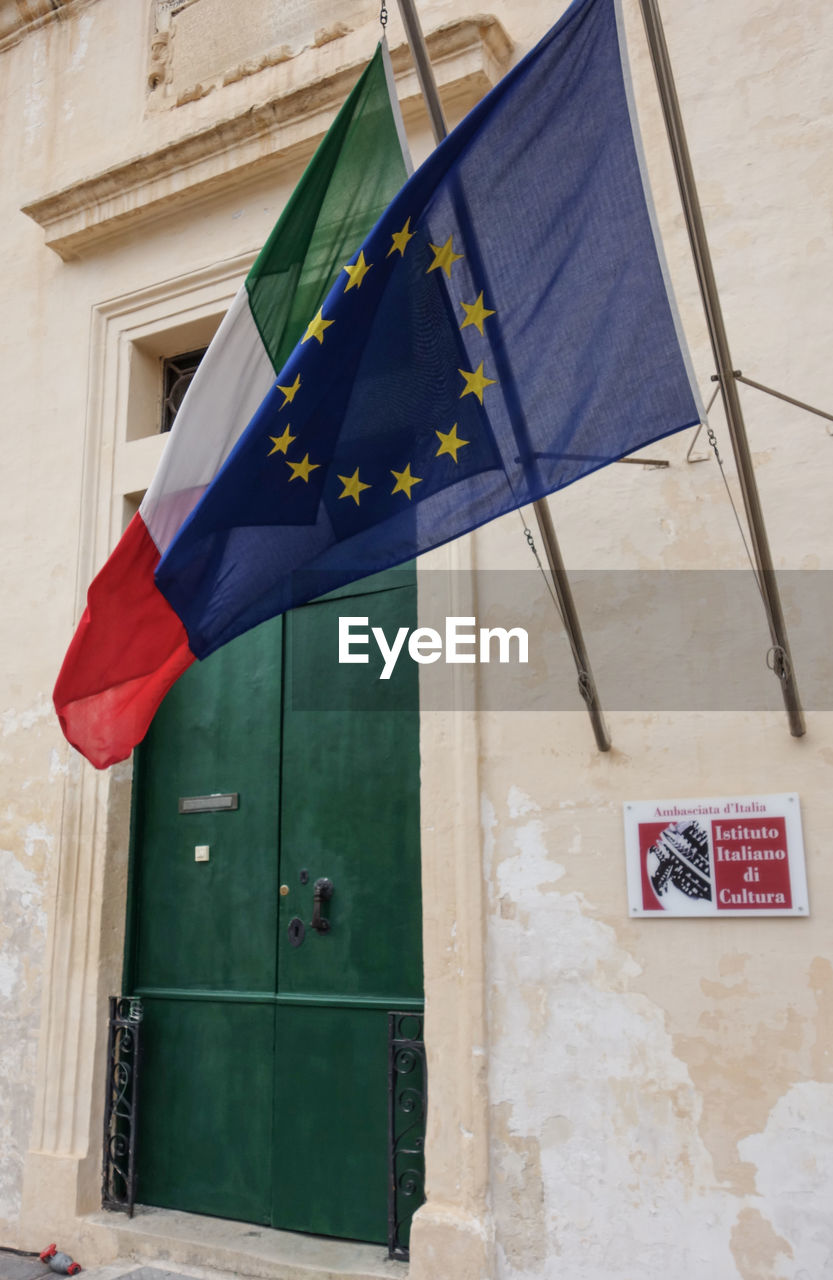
0, 0, 830, 1275
455, 0, 833, 1274
480, 736, 832, 1278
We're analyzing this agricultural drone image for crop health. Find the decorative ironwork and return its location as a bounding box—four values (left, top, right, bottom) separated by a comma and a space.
102, 996, 143, 1215
388, 1011, 426, 1260
160, 347, 206, 432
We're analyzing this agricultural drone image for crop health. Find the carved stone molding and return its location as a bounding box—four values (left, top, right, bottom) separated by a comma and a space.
21, 15, 513, 261
0, 0, 87, 51
19, 255, 254, 1253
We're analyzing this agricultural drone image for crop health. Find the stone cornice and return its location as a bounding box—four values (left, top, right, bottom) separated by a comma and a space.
21, 16, 512, 262
0, 0, 88, 51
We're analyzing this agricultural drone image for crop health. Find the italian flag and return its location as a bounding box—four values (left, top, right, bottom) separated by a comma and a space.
54, 45, 409, 769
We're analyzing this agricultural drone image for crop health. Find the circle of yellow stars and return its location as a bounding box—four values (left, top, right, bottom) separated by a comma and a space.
266, 221, 498, 508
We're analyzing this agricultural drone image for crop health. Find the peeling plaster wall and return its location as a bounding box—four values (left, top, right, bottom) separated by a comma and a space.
467, 0, 833, 1274
485, 790, 739, 1276
480, 759, 832, 1278
0, 845, 47, 1229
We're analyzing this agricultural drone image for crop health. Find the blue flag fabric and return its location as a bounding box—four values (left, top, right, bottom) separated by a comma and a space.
157, 0, 701, 659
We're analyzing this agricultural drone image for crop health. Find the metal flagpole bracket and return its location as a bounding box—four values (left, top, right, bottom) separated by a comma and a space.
638, 0, 805, 738
395, 0, 611, 751
730, 372, 833, 434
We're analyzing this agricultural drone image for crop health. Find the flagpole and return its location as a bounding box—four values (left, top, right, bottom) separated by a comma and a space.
396, 0, 611, 752
637, 0, 805, 738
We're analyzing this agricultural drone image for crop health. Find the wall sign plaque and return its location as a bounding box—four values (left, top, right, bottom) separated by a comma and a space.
623, 793, 808, 917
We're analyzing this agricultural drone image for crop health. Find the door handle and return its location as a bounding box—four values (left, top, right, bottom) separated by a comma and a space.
311, 877, 334, 933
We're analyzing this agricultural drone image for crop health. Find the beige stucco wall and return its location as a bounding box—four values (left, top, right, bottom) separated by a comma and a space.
414, 1, 833, 1275
0, 0, 830, 1277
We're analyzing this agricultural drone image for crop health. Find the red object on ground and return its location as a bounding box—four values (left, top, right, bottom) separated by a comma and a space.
38, 1245, 81, 1274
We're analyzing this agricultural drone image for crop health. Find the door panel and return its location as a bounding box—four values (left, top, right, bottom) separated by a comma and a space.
269, 583, 421, 1237
137, 997, 274, 1224
271, 1005, 389, 1242
131, 619, 283, 994
128, 570, 421, 1241
278, 586, 422, 1001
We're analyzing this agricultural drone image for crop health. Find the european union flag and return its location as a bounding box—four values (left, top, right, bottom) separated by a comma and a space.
157, 0, 701, 659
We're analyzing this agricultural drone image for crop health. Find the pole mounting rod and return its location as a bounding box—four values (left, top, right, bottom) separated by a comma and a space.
395, 0, 610, 751
532, 498, 611, 752
638, 0, 804, 737
396, 0, 448, 145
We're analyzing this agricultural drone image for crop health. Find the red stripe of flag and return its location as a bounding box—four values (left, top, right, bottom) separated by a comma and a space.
53, 515, 195, 769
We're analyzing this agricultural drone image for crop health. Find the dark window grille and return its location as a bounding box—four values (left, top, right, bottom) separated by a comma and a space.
102, 997, 425, 1238
388, 1011, 427, 1259
160, 347, 206, 432
102, 996, 143, 1215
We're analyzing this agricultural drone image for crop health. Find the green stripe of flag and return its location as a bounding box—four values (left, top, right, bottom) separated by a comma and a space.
245, 44, 409, 375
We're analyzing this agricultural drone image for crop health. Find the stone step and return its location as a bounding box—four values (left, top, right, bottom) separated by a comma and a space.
82, 1210, 406, 1280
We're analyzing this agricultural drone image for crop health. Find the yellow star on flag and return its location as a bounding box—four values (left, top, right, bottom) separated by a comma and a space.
268, 425, 295, 456
435, 423, 469, 463
460, 292, 496, 335
343, 250, 372, 291
391, 464, 422, 499
388, 217, 414, 258
303, 308, 333, 345
287, 453, 320, 483
277, 374, 301, 407
338, 467, 371, 506
427, 235, 463, 279
459, 361, 497, 404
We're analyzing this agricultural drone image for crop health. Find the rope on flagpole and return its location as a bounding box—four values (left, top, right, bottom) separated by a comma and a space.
703, 423, 793, 685
518, 516, 603, 713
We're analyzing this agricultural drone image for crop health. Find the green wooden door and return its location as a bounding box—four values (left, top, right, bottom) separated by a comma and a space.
127, 571, 421, 1240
